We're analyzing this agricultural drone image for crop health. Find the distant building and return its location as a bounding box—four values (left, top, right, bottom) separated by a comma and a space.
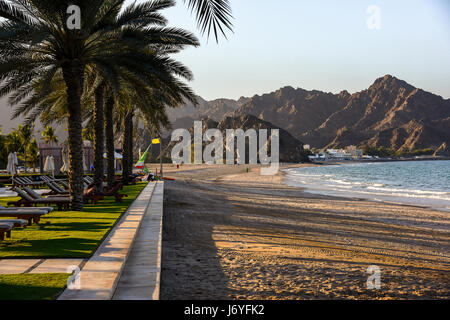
326, 148, 346, 158
345, 145, 363, 159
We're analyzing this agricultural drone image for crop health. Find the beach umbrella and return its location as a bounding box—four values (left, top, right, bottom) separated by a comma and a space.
103, 152, 123, 171
6, 153, 17, 175
103, 152, 123, 160
83, 159, 88, 173
44, 155, 55, 177
60, 153, 69, 173
13, 152, 19, 172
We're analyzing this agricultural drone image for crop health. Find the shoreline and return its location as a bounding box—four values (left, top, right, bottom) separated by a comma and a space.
159, 164, 450, 300
310, 156, 450, 165
283, 160, 450, 215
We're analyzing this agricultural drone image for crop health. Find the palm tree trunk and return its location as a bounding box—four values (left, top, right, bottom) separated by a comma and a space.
104, 94, 115, 188
62, 63, 85, 211
128, 113, 134, 175
122, 110, 133, 185
93, 83, 105, 191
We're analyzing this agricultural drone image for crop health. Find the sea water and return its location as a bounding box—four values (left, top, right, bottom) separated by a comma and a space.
285, 160, 450, 212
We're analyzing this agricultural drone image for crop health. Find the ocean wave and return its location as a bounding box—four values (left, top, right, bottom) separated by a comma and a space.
285, 160, 450, 211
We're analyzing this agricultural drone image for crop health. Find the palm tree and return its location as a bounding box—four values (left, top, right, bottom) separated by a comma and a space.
41, 126, 58, 146
0, 0, 208, 210
1, 0, 233, 209
93, 81, 106, 190
4, 125, 34, 172
115, 82, 190, 185
104, 90, 116, 187
5, 129, 21, 156
0, 127, 6, 168
17, 125, 34, 172
26, 138, 40, 172
82, 127, 95, 144
105, 67, 197, 186
183, 0, 233, 41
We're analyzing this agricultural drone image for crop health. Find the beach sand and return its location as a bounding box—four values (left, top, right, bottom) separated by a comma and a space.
156, 163, 450, 300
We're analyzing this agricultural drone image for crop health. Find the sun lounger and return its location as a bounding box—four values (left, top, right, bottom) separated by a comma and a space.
42, 183, 103, 204
82, 186, 104, 204
21, 176, 45, 186
0, 204, 54, 213
117, 175, 138, 185
83, 176, 94, 185
1, 219, 28, 228
8, 187, 70, 211
52, 182, 68, 193
12, 177, 31, 186
40, 175, 68, 183
43, 181, 69, 196
0, 208, 46, 225
60, 181, 70, 189
0, 204, 55, 212
26, 185, 103, 206
99, 182, 128, 202
0, 207, 49, 225
0, 222, 13, 241
0, 219, 28, 240
21, 177, 42, 185
12, 176, 45, 188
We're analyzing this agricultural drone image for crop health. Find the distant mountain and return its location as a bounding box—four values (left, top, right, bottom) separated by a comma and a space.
161, 114, 309, 163
165, 96, 250, 123
3, 74, 449, 158
227, 75, 449, 153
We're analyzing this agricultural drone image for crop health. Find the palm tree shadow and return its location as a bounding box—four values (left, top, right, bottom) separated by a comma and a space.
160, 180, 231, 300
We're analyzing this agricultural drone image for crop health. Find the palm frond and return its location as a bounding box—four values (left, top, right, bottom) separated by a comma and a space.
184, 0, 233, 41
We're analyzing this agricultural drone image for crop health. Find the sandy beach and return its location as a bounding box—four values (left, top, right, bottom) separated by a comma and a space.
157, 163, 450, 300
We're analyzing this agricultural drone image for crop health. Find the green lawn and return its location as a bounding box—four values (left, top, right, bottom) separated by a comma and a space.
0, 182, 147, 258
0, 273, 70, 300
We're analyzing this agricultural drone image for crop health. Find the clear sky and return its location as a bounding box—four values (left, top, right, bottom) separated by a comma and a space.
114, 1, 448, 100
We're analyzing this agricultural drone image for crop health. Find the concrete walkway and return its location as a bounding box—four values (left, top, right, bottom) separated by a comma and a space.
0, 259, 85, 274
113, 181, 164, 300
58, 181, 163, 300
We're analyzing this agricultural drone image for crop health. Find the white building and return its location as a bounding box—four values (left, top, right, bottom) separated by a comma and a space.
345, 145, 363, 159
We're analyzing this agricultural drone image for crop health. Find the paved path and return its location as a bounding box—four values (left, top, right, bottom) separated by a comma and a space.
58, 182, 162, 300
1, 181, 164, 301
113, 182, 164, 300
0, 259, 85, 274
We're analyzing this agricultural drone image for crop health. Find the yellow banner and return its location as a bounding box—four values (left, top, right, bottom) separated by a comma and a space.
152, 138, 160, 144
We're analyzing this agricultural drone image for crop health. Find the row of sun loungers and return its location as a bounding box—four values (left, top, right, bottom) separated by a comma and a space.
9, 187, 70, 211
8, 181, 127, 209
39, 175, 67, 183
1, 176, 130, 241
12, 176, 45, 188
11, 175, 69, 188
